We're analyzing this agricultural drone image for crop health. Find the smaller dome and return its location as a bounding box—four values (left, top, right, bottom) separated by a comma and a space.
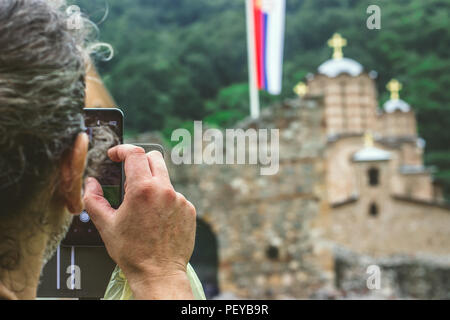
353, 146, 391, 162
318, 58, 363, 78
416, 137, 426, 149
383, 99, 411, 113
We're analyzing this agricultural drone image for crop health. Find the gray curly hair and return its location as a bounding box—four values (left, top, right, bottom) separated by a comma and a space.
0, 0, 112, 217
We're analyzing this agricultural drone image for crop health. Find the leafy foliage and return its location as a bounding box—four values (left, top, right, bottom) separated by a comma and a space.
75, 0, 450, 198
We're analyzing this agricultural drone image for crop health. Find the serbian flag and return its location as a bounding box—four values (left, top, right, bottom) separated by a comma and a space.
248, 0, 286, 95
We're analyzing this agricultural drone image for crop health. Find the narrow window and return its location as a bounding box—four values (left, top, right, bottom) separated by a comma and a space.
266, 245, 280, 261
369, 203, 379, 217
368, 167, 379, 186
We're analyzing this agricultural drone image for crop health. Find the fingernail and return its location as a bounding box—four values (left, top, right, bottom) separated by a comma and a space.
85, 177, 94, 187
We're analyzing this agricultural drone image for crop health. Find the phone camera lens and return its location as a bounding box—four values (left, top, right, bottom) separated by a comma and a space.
79, 211, 90, 223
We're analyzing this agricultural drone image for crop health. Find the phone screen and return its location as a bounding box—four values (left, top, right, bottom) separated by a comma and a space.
61, 108, 123, 247
85, 109, 123, 209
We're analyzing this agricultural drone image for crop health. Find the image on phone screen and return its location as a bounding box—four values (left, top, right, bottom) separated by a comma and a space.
61, 108, 123, 247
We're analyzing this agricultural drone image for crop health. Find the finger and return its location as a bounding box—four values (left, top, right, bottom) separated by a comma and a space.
108, 144, 152, 182
83, 177, 115, 229
176, 192, 196, 213
147, 150, 171, 185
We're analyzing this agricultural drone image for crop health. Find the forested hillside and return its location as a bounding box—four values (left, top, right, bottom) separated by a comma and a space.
74, 0, 450, 199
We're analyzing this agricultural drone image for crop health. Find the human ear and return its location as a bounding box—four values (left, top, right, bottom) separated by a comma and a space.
60, 132, 89, 214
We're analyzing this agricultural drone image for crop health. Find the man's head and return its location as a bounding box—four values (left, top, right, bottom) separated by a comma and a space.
0, 0, 91, 277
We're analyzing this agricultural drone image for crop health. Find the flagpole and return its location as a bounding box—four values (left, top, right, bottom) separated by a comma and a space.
246, 0, 260, 119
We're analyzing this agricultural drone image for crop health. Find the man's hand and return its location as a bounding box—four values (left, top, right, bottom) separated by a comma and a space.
83, 144, 196, 299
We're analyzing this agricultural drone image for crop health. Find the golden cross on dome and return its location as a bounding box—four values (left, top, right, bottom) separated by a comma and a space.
364, 132, 374, 148
293, 82, 308, 97
386, 79, 402, 100
328, 33, 347, 60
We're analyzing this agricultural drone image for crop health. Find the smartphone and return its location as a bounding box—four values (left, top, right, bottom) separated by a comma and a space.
62, 108, 124, 247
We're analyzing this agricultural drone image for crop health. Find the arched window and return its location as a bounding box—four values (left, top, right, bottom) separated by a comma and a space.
369, 203, 379, 217
266, 245, 280, 261
368, 167, 379, 186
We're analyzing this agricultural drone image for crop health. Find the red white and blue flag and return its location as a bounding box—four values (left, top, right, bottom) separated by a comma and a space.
248, 0, 286, 95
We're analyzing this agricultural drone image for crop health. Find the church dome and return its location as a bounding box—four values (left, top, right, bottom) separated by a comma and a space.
318, 57, 363, 78
383, 79, 410, 113
353, 132, 391, 162
353, 146, 391, 162
383, 99, 411, 113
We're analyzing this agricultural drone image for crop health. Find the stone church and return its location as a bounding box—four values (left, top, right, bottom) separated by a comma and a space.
85, 34, 450, 299
304, 34, 449, 260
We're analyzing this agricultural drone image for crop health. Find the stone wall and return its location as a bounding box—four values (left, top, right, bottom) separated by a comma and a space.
129, 95, 450, 299
307, 73, 378, 136
333, 247, 450, 299
328, 196, 450, 257
166, 97, 332, 299
379, 111, 417, 139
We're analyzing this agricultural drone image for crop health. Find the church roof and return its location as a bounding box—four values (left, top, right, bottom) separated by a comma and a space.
416, 137, 426, 149
318, 57, 363, 78
399, 165, 429, 175
317, 33, 364, 78
353, 146, 391, 162
383, 99, 411, 113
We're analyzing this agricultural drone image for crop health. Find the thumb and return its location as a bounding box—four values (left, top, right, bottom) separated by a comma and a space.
83, 177, 115, 230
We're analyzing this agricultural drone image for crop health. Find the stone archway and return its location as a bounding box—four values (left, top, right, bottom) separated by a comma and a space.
190, 218, 219, 299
